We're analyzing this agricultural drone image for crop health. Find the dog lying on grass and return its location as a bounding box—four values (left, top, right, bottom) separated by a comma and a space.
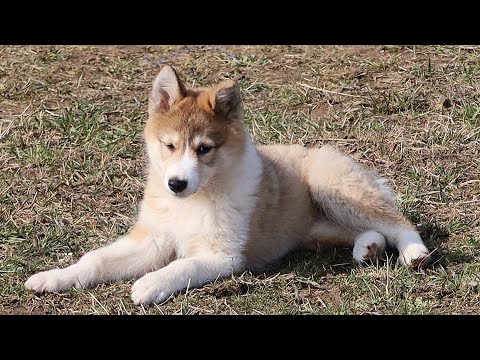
25, 65, 430, 305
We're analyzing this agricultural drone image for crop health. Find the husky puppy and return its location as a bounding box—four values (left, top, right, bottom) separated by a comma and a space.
25, 66, 430, 305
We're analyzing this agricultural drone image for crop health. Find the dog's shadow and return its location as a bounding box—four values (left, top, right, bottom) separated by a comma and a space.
257, 247, 355, 280
416, 216, 472, 267
212, 218, 460, 301
254, 215, 457, 281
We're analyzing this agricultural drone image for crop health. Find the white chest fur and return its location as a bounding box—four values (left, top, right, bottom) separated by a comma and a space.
140, 141, 263, 259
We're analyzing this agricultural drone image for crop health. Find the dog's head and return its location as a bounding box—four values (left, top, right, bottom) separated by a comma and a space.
144, 65, 248, 197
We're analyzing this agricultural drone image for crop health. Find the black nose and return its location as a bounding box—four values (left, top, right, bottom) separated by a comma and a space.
168, 178, 188, 193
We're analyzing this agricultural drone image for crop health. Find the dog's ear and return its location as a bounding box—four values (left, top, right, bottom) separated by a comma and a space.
149, 65, 187, 114
209, 80, 242, 118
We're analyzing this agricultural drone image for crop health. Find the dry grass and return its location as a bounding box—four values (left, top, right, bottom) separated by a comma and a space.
1, 45, 479, 315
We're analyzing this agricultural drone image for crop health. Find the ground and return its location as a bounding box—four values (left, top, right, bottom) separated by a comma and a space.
0, 45, 479, 315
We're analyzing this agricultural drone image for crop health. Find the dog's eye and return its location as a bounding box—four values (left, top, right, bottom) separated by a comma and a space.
197, 145, 212, 155
166, 143, 175, 151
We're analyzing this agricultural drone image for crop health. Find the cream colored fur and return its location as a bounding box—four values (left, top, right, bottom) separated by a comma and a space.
25, 65, 430, 305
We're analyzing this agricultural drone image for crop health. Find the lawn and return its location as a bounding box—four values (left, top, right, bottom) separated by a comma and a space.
0, 45, 479, 314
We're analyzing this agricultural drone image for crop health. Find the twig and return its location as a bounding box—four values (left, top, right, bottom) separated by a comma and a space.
186, 305, 214, 314
89, 292, 110, 315
385, 254, 390, 297
460, 180, 480, 187
331, 262, 352, 267
457, 199, 480, 205
297, 82, 367, 99
314, 138, 359, 142
417, 191, 441, 196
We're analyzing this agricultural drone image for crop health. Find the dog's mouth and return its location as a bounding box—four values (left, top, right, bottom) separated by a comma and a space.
165, 186, 199, 198
172, 192, 190, 198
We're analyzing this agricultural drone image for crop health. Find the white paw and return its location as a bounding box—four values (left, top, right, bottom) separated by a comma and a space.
353, 230, 386, 262
131, 272, 172, 305
25, 269, 77, 293
399, 242, 430, 267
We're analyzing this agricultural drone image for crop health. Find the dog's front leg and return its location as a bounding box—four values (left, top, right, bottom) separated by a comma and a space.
25, 224, 174, 293
131, 253, 243, 305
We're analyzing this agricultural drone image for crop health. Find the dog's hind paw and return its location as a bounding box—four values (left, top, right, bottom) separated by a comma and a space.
399, 243, 430, 267
353, 230, 386, 263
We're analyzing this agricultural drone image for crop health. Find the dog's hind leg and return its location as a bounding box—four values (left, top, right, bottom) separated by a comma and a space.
304, 221, 387, 263
304, 145, 429, 266
25, 223, 174, 293
303, 219, 355, 251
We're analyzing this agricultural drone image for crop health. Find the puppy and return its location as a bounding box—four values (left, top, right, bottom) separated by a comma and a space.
25, 65, 430, 305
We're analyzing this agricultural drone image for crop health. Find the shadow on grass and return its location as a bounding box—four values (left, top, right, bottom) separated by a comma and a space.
412, 213, 475, 267
253, 211, 467, 280
258, 247, 355, 280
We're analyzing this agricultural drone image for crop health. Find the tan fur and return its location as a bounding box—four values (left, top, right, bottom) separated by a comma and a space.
305, 220, 356, 250
244, 145, 316, 268
128, 222, 151, 243
25, 65, 430, 305
302, 145, 413, 231
244, 143, 419, 266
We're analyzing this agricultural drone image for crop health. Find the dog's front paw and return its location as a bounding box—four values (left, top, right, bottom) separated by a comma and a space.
399, 243, 430, 267
131, 272, 172, 305
25, 269, 77, 293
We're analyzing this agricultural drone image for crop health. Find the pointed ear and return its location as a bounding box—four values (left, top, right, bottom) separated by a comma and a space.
209, 80, 242, 117
149, 65, 187, 114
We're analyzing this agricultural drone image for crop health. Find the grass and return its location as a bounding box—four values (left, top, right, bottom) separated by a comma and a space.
1, 45, 479, 315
